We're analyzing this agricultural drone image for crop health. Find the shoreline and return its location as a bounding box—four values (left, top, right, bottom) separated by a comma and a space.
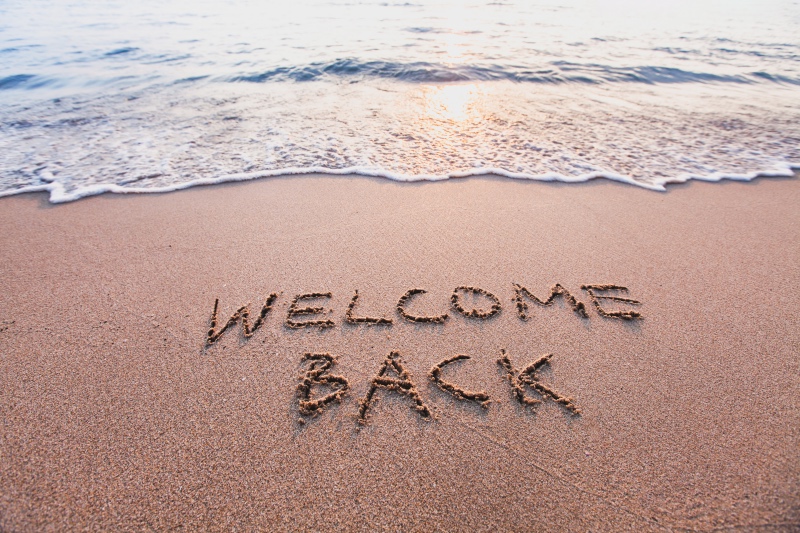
1, 164, 799, 204
1, 174, 798, 530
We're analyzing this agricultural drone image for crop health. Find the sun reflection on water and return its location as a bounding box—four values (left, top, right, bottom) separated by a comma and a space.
423, 83, 480, 122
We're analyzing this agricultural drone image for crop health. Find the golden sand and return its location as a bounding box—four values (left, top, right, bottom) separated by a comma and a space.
0, 174, 797, 530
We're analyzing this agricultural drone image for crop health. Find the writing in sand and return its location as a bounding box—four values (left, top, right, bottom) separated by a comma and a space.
203, 283, 642, 426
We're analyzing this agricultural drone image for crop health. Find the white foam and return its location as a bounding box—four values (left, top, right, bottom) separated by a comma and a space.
1, 80, 799, 203
1, 162, 797, 204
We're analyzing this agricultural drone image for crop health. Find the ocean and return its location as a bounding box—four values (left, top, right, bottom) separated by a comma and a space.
1, 0, 798, 202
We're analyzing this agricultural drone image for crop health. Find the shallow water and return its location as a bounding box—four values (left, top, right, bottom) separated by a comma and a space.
1, 0, 799, 201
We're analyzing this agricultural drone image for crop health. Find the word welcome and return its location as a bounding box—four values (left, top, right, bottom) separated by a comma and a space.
297, 349, 580, 427
205, 283, 642, 345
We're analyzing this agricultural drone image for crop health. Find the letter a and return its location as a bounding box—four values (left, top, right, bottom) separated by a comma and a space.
358, 351, 432, 426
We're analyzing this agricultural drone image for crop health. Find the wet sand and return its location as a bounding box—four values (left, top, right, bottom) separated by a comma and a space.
0, 174, 798, 531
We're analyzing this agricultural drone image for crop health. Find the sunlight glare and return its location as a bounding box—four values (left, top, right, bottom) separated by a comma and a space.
424, 84, 479, 122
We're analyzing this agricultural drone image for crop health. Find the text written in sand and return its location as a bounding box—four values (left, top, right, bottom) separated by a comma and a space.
203, 283, 641, 426
206, 283, 641, 342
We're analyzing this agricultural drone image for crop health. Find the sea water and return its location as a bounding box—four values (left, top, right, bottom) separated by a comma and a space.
0, 0, 798, 202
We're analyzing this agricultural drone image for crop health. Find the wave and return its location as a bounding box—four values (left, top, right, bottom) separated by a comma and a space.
0, 74, 53, 90
1, 164, 797, 204
227, 58, 800, 85
3, 60, 798, 92
104, 47, 139, 57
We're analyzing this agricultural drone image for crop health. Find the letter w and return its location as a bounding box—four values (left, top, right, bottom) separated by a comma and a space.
205, 294, 279, 345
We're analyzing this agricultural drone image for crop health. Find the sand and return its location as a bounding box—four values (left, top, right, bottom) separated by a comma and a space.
0, 174, 798, 531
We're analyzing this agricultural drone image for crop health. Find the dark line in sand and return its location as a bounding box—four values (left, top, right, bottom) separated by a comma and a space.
702, 523, 800, 532
452, 420, 669, 530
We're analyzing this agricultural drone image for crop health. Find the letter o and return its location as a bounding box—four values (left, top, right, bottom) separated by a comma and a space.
450, 286, 502, 319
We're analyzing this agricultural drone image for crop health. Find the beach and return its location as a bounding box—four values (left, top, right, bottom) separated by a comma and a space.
0, 174, 797, 530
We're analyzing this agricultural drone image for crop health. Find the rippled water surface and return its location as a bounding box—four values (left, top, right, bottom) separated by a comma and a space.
1, 0, 799, 201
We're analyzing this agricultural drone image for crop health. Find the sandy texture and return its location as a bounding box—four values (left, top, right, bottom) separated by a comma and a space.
0, 175, 798, 531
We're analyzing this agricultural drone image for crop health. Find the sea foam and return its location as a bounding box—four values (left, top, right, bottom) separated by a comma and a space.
0, 0, 798, 201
